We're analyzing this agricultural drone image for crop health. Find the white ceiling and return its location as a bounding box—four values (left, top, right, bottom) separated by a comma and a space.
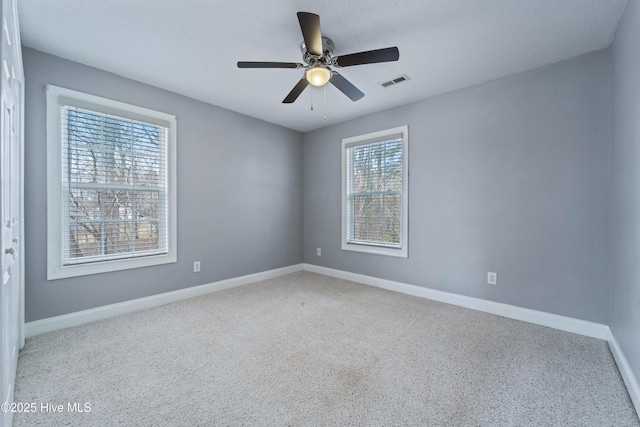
18, 0, 627, 132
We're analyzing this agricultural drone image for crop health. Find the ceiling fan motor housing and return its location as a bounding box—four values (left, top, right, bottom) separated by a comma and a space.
301, 37, 335, 66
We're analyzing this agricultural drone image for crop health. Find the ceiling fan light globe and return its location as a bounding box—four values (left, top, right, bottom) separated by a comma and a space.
306, 67, 331, 87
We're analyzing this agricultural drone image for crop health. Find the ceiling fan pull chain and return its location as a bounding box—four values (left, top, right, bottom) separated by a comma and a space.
311, 88, 314, 111
323, 85, 327, 120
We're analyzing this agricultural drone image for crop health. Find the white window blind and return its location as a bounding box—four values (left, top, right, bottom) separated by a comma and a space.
342, 125, 408, 257
61, 106, 169, 265
346, 138, 403, 246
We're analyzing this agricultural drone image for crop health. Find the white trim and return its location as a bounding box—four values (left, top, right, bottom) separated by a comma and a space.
608, 330, 640, 416
45, 84, 178, 280
341, 125, 409, 258
16, 5, 24, 349
303, 264, 610, 340
26, 263, 304, 338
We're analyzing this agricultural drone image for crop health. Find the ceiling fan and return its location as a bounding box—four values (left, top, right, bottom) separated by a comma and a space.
237, 12, 400, 104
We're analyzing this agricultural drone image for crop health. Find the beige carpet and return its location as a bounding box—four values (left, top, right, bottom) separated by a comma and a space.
14, 272, 639, 426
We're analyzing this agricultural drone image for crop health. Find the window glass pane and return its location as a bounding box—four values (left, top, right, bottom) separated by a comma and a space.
67, 110, 102, 148
135, 191, 159, 219
350, 140, 403, 194
350, 194, 401, 245
68, 146, 101, 183
69, 189, 101, 220
67, 221, 102, 259
133, 152, 161, 187
134, 220, 160, 252
104, 221, 134, 255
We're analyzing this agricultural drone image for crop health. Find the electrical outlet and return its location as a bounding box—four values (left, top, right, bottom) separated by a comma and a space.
193, 261, 201, 273
317, 248, 321, 256
487, 272, 497, 285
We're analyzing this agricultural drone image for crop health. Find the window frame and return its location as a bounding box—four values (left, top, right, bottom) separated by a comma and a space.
341, 125, 409, 258
46, 85, 177, 280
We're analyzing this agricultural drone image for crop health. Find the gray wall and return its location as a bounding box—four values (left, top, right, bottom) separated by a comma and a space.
611, 0, 640, 386
303, 50, 611, 323
23, 48, 303, 322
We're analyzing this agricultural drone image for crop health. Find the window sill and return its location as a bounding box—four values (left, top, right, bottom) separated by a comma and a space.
341, 242, 408, 258
47, 252, 177, 280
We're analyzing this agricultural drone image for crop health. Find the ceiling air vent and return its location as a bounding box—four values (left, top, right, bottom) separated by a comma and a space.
380, 74, 410, 88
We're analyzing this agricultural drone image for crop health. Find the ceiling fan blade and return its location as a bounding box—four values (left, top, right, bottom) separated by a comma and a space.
297, 12, 323, 56
334, 47, 399, 67
283, 78, 310, 103
237, 61, 303, 69
330, 72, 364, 102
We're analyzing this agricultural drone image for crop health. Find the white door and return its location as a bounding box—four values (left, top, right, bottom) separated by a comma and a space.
0, 0, 23, 426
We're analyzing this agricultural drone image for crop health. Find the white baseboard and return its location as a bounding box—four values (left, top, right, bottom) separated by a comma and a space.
25, 263, 304, 338
608, 330, 640, 416
303, 264, 610, 340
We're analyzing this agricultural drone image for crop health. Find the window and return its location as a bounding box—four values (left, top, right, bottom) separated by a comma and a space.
46, 85, 177, 279
342, 125, 408, 257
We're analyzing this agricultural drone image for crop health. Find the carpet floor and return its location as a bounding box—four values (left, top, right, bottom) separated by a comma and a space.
14, 272, 640, 426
